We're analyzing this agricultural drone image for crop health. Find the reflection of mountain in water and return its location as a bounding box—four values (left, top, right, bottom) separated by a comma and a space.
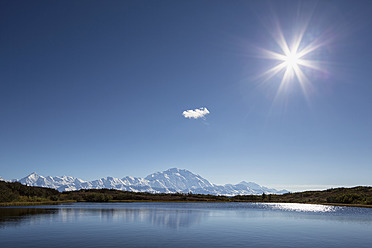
0, 207, 208, 229
148, 209, 204, 229
0, 208, 57, 228
59, 208, 207, 229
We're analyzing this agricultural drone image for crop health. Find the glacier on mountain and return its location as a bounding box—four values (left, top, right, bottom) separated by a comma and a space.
15, 168, 288, 195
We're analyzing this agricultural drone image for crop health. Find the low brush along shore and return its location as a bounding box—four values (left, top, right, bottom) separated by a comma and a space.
1, 181, 372, 208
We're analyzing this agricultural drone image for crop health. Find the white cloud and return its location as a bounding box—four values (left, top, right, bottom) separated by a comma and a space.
182, 107, 210, 119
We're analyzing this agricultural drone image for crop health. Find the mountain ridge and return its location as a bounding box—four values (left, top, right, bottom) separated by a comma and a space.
15, 168, 288, 196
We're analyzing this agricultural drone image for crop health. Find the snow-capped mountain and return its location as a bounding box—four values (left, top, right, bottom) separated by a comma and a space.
18, 172, 92, 192
15, 168, 288, 195
145, 168, 214, 191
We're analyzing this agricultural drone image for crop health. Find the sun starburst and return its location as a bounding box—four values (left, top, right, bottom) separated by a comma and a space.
256, 21, 328, 101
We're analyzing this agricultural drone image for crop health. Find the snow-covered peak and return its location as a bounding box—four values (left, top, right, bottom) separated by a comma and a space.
27, 172, 40, 178
19, 172, 48, 188
121, 176, 149, 186
237, 181, 261, 189
17, 173, 91, 191
25, 172, 44, 181
145, 168, 214, 191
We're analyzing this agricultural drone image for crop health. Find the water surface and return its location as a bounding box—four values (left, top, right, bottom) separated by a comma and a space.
1, 202, 372, 247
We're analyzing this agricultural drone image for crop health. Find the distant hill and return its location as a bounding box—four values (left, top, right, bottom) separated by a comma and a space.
0, 181, 59, 203
14, 168, 288, 195
270, 186, 372, 205
1, 180, 372, 207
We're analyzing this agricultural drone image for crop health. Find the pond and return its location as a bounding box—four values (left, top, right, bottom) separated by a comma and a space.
1, 202, 372, 247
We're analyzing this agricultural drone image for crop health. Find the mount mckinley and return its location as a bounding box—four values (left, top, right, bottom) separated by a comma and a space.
10, 168, 288, 196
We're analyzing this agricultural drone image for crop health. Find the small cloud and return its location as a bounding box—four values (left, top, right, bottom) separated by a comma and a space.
182, 107, 210, 119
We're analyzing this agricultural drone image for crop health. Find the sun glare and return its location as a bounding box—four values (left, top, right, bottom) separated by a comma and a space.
284, 51, 300, 69
256, 20, 329, 101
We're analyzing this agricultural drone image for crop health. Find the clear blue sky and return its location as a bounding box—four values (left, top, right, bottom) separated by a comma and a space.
1, 0, 371, 191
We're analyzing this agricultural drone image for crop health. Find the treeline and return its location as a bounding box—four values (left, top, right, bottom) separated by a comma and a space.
60, 189, 229, 202
0, 181, 59, 202
234, 187, 372, 205
0, 181, 229, 203
1, 181, 372, 206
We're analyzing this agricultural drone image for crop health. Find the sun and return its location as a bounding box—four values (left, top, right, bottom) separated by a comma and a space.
284, 51, 300, 70
256, 22, 328, 100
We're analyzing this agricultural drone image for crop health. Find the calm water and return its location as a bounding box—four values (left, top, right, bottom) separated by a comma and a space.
1, 202, 372, 247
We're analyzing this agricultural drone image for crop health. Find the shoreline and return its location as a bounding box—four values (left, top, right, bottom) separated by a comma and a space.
0, 200, 76, 207
1, 200, 372, 209
319, 202, 372, 208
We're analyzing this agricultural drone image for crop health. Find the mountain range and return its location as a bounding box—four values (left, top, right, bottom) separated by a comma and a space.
5, 168, 288, 196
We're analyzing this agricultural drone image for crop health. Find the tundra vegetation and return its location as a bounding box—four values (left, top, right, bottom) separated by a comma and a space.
1, 181, 372, 207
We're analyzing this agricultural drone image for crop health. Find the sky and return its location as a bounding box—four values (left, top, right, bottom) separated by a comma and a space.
1, 0, 372, 192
